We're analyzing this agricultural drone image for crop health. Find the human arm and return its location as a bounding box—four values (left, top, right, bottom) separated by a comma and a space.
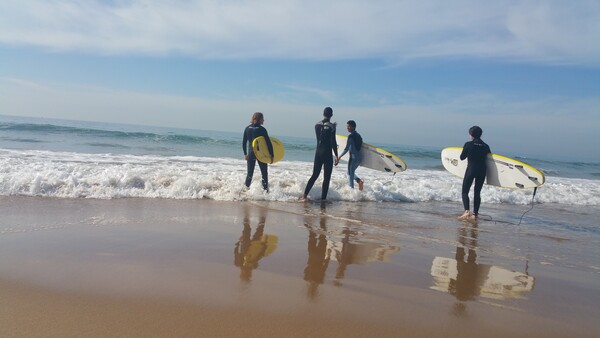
262, 127, 275, 164
314, 123, 321, 141
331, 125, 339, 158
242, 127, 248, 159
339, 136, 352, 159
460, 142, 470, 161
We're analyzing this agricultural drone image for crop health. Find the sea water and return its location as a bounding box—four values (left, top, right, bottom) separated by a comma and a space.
2, 114, 600, 276
1, 114, 598, 204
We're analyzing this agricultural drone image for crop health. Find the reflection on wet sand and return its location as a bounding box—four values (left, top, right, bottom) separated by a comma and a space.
303, 202, 331, 300
431, 223, 535, 306
329, 229, 399, 286
303, 202, 400, 298
234, 206, 278, 283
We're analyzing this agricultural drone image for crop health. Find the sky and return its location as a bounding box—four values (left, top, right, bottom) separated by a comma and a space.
0, 0, 599, 161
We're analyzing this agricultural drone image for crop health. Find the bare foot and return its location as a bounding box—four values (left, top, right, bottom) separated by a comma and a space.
358, 180, 364, 191
457, 210, 471, 220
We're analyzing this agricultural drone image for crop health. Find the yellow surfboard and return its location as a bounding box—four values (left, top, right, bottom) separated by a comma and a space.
252, 136, 285, 164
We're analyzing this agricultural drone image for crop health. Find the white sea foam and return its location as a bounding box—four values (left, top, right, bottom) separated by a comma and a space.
1, 149, 598, 206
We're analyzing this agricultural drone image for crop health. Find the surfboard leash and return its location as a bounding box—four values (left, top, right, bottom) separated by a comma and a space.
515, 187, 538, 226
237, 185, 248, 200
388, 172, 397, 183
479, 187, 538, 226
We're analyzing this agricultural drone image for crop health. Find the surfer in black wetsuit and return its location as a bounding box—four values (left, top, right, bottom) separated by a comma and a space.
301, 107, 339, 200
458, 126, 491, 220
242, 112, 274, 191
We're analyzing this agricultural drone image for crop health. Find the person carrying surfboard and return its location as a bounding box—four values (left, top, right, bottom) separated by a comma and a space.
336, 120, 364, 190
301, 107, 339, 200
458, 126, 491, 220
242, 112, 274, 192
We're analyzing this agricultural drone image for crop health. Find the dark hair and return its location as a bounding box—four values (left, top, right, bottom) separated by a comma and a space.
323, 107, 333, 117
251, 112, 264, 124
469, 126, 483, 139
347, 120, 356, 129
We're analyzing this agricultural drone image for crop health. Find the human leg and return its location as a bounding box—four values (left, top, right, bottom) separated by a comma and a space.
303, 152, 324, 198
258, 161, 269, 191
461, 173, 475, 211
472, 175, 485, 215
347, 158, 356, 188
459, 173, 475, 219
245, 156, 257, 187
321, 153, 334, 200
350, 159, 362, 190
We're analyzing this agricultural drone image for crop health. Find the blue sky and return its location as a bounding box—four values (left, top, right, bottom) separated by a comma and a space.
0, 0, 599, 161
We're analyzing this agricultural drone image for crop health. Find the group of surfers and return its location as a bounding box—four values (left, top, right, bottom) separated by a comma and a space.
242, 107, 490, 220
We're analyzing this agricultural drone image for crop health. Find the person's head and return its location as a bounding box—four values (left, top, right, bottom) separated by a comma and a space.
346, 120, 356, 131
323, 107, 333, 118
251, 112, 264, 125
469, 126, 483, 139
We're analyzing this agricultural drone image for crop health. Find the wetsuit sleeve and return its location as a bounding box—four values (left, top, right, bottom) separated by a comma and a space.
460, 142, 470, 161
339, 135, 352, 158
331, 125, 338, 157
242, 127, 249, 156
262, 127, 274, 157
314, 123, 321, 141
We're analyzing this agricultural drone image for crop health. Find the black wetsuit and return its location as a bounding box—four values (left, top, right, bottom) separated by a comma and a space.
242, 124, 274, 191
303, 119, 339, 200
460, 138, 491, 215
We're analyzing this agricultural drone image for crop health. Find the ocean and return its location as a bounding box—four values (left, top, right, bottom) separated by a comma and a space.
1, 114, 599, 205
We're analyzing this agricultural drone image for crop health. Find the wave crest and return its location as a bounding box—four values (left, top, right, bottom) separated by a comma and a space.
1, 149, 598, 206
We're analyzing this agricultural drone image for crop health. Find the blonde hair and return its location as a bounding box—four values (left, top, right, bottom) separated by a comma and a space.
251, 112, 264, 124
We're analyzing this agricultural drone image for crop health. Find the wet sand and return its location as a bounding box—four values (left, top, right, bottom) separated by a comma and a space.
0, 196, 598, 337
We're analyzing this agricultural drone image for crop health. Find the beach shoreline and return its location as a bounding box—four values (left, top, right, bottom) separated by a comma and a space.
0, 196, 598, 337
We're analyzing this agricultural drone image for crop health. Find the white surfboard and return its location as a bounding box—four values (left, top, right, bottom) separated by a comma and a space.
441, 147, 545, 189
430, 256, 535, 300
327, 240, 399, 264
336, 135, 407, 173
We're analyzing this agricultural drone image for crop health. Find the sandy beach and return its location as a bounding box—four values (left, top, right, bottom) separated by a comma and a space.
0, 196, 599, 337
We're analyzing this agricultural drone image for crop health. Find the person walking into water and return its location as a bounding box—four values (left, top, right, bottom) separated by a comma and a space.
336, 120, 364, 190
458, 126, 491, 220
242, 112, 274, 192
301, 107, 339, 200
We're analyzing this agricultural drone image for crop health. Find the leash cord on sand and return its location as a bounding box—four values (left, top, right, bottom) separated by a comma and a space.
479, 187, 538, 226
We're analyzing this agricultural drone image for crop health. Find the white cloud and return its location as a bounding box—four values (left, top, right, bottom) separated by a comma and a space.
1, 0, 599, 65
283, 84, 337, 101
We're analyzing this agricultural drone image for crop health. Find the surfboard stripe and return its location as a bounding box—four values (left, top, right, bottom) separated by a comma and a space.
492, 153, 545, 179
